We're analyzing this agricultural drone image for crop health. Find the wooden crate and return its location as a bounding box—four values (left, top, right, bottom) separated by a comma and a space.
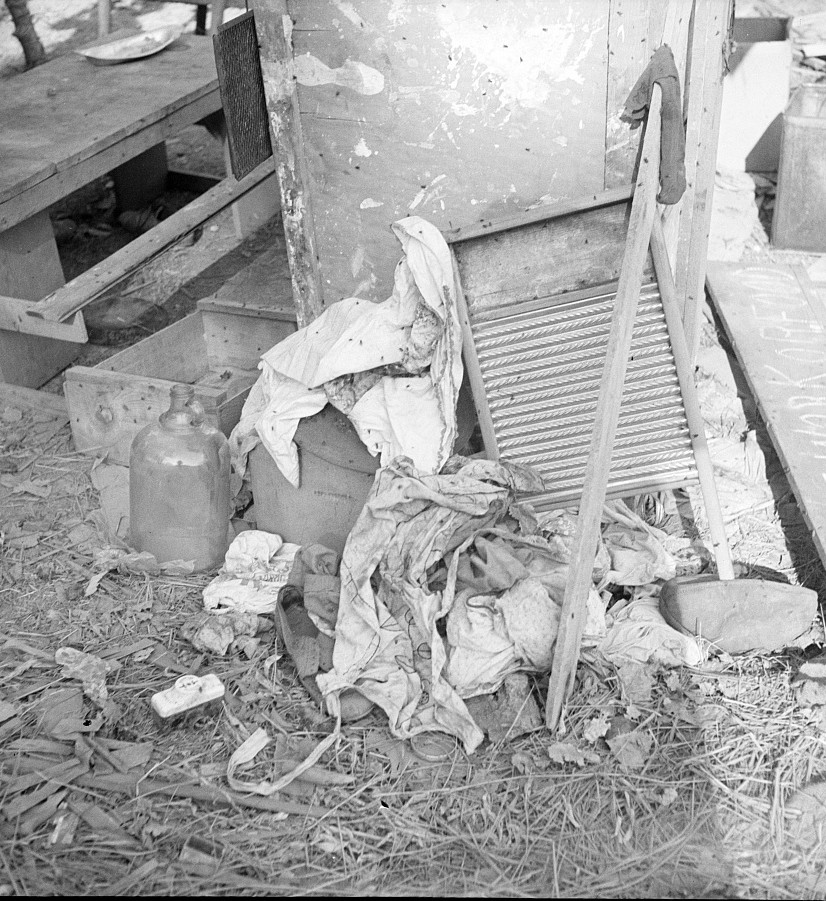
64, 250, 296, 465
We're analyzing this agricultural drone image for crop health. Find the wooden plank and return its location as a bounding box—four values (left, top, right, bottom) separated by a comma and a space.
451, 253, 499, 461
0, 384, 68, 417
196, 367, 261, 436
200, 303, 296, 370
0, 91, 221, 233
279, 0, 609, 313
650, 217, 734, 579
0, 211, 64, 301
0, 297, 87, 342
0, 36, 219, 209
204, 239, 293, 308
0, 331, 80, 389
605, 0, 651, 188
0, 155, 55, 207
197, 241, 297, 368
451, 197, 640, 321
545, 86, 663, 732
252, 0, 323, 327
97, 311, 210, 384
706, 261, 826, 571
64, 368, 226, 465
444, 186, 634, 245
27, 159, 275, 324
656, 0, 697, 276
676, 0, 733, 360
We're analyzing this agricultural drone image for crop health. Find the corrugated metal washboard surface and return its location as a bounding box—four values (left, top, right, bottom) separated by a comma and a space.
457, 276, 698, 510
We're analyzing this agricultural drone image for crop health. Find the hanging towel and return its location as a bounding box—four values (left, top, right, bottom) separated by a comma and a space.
621, 44, 687, 205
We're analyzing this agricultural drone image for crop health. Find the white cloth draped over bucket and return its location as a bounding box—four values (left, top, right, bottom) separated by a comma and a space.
229, 216, 464, 486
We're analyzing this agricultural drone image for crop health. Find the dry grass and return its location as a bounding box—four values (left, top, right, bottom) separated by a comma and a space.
3, 317, 826, 897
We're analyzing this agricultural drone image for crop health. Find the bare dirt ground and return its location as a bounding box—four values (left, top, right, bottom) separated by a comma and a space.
3, 2, 826, 898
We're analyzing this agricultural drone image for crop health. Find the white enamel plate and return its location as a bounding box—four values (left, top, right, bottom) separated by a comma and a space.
76, 27, 182, 66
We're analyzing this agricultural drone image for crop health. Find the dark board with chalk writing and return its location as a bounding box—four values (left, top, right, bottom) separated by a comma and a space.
706, 261, 826, 570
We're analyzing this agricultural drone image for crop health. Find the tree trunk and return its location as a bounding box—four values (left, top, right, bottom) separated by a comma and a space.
5, 0, 47, 69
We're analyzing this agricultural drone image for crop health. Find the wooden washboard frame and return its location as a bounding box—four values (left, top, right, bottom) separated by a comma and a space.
445, 188, 699, 510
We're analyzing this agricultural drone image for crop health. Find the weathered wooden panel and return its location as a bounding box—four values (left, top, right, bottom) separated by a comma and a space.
452, 194, 646, 319
64, 367, 226, 465
64, 254, 298, 464
275, 0, 612, 308
96, 312, 210, 383
604, 0, 651, 187
706, 262, 826, 571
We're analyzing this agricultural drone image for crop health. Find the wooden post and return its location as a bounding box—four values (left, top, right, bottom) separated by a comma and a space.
650, 216, 735, 580
672, 0, 734, 361
544, 87, 663, 732
605, 0, 652, 188
250, 0, 324, 328
97, 0, 110, 38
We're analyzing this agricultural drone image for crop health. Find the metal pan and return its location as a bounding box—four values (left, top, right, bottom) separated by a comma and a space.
75, 27, 181, 66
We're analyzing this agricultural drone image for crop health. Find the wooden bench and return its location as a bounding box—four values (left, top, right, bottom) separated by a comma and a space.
0, 32, 278, 388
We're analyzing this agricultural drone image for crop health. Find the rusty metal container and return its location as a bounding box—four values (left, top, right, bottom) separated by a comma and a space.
129, 384, 231, 571
772, 84, 826, 252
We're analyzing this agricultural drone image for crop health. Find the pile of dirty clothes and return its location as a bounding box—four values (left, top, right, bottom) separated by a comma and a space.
202, 455, 700, 754
216, 213, 706, 753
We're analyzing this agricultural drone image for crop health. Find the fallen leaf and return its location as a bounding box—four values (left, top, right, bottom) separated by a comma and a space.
583, 712, 610, 743
606, 729, 653, 769
34, 686, 85, 739
55, 647, 120, 706
11, 479, 52, 498
511, 751, 536, 775
616, 661, 655, 705
84, 571, 109, 597
546, 742, 601, 768
624, 702, 643, 721
6, 532, 40, 549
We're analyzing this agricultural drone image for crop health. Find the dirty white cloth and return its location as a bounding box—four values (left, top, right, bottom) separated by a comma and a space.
203, 530, 300, 615
316, 456, 565, 754
229, 216, 464, 486
445, 578, 560, 697
600, 589, 705, 668
601, 500, 678, 587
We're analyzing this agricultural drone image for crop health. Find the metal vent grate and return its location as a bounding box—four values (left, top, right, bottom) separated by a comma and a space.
213, 10, 272, 180
459, 278, 698, 509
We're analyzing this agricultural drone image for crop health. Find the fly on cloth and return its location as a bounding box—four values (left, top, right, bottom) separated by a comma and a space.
229, 216, 464, 486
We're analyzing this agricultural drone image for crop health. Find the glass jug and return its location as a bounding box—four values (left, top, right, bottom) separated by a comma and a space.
129, 384, 230, 571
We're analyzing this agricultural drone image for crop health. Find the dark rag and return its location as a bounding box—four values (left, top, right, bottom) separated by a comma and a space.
621, 44, 686, 205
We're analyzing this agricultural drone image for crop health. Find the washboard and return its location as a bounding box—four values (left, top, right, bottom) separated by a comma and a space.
447, 188, 698, 508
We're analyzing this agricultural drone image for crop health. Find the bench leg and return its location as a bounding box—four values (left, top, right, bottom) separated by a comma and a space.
111, 143, 169, 213
195, 5, 207, 36
224, 146, 280, 238
200, 111, 280, 239
0, 211, 81, 387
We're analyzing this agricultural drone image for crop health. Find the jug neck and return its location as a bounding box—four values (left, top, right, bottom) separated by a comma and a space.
159, 384, 204, 431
